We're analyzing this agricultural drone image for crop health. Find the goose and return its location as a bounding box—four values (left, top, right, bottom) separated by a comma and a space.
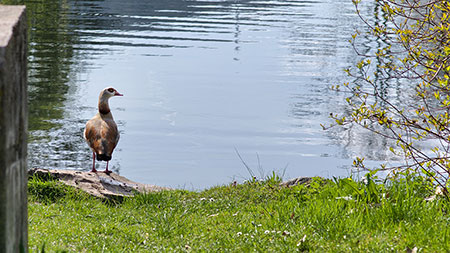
84, 87, 123, 173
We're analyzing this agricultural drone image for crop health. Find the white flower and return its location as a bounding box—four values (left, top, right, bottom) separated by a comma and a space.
335, 196, 353, 201
297, 235, 307, 246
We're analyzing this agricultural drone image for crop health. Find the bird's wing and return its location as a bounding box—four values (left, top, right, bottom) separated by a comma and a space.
102, 119, 120, 156
84, 117, 104, 154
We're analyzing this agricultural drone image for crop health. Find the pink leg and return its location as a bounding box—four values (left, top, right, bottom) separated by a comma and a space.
91, 152, 97, 173
104, 161, 111, 174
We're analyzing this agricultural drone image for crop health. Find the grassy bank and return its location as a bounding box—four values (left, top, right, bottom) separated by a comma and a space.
29, 173, 450, 252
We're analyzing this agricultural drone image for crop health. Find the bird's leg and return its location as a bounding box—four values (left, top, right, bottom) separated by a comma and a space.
91, 152, 97, 173
104, 161, 111, 175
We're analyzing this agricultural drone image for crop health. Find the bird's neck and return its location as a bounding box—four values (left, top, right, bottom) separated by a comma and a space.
98, 97, 111, 115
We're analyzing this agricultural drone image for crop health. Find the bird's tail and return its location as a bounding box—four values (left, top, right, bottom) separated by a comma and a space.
96, 153, 112, 161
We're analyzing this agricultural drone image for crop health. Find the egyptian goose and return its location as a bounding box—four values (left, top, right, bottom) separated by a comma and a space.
84, 87, 123, 173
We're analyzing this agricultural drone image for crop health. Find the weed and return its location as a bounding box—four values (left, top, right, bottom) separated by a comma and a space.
28, 173, 450, 251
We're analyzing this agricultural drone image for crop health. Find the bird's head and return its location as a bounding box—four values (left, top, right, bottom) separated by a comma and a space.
101, 87, 123, 99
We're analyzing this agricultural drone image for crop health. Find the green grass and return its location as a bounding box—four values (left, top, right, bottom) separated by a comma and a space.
28, 172, 450, 252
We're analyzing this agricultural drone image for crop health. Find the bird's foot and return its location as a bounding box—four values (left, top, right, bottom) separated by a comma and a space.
90, 168, 97, 173
103, 169, 112, 175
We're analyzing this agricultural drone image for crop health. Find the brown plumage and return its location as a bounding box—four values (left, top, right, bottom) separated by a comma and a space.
84, 87, 123, 173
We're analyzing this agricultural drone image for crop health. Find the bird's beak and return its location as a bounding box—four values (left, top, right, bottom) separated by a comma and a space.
115, 91, 124, 96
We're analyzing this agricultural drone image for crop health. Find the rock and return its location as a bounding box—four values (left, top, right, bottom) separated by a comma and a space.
28, 168, 170, 199
280, 177, 314, 187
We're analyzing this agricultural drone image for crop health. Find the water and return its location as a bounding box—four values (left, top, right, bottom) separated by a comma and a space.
11, 0, 388, 189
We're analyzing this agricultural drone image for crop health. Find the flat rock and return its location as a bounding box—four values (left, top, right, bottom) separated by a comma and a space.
28, 168, 170, 199
280, 176, 314, 187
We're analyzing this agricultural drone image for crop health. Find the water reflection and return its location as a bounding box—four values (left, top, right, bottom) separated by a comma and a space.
4, 0, 395, 188
324, 0, 421, 165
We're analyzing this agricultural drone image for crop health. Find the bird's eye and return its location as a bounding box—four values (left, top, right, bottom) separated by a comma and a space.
107, 88, 114, 93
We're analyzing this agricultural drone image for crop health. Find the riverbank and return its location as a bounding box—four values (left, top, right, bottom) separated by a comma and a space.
28, 173, 449, 251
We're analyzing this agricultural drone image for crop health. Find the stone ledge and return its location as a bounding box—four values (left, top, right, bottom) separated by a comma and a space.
28, 168, 171, 199
0, 5, 28, 252
0, 5, 26, 47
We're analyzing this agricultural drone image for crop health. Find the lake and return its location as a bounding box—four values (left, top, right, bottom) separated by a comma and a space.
15, 0, 387, 189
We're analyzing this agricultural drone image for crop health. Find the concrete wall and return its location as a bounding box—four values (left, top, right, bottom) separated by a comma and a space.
0, 5, 28, 253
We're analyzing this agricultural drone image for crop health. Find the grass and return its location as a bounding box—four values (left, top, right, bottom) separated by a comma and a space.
28, 171, 450, 252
